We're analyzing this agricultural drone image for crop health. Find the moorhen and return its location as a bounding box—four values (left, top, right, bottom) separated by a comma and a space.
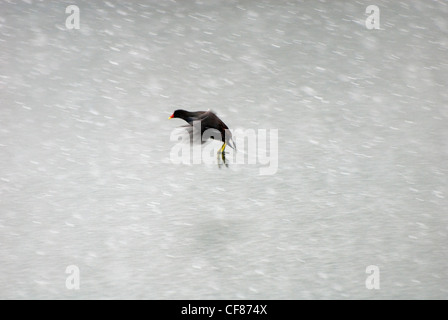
169, 109, 235, 165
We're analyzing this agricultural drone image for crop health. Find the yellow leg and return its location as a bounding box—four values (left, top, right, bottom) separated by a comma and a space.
217, 143, 228, 168
219, 143, 226, 154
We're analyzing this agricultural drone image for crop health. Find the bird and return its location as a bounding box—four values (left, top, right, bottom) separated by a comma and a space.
169, 109, 235, 166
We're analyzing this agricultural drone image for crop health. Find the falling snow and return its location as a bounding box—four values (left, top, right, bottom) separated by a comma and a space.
0, 0, 447, 299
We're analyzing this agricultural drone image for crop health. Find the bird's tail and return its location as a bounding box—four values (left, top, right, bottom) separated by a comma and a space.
228, 136, 237, 151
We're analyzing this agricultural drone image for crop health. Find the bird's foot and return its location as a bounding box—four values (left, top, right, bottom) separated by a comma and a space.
217, 152, 229, 169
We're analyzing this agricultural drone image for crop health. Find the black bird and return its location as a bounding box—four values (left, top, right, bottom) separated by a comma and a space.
169, 109, 235, 164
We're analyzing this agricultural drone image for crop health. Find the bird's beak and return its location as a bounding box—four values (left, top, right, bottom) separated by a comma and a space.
169, 114, 174, 119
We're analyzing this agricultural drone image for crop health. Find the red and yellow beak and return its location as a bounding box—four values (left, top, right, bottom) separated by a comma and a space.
169, 114, 174, 119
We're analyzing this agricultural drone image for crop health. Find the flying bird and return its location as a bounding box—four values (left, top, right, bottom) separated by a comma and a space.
169, 109, 235, 166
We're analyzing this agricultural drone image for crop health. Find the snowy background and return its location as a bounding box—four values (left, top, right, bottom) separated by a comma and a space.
1, 0, 447, 299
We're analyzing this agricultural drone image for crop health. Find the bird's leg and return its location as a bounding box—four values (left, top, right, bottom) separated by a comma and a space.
217, 143, 229, 168
218, 142, 227, 154
222, 151, 229, 168
217, 151, 222, 169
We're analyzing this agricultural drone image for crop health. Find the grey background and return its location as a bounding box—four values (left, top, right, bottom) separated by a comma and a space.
0, 0, 447, 299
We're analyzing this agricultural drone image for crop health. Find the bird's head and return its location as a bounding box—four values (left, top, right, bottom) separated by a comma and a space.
169, 109, 187, 120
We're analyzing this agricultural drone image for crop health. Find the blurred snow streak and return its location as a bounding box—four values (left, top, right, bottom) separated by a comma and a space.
0, 0, 447, 299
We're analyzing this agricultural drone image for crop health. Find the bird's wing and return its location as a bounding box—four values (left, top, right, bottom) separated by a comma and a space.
196, 110, 216, 121
197, 110, 229, 130
173, 125, 203, 144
